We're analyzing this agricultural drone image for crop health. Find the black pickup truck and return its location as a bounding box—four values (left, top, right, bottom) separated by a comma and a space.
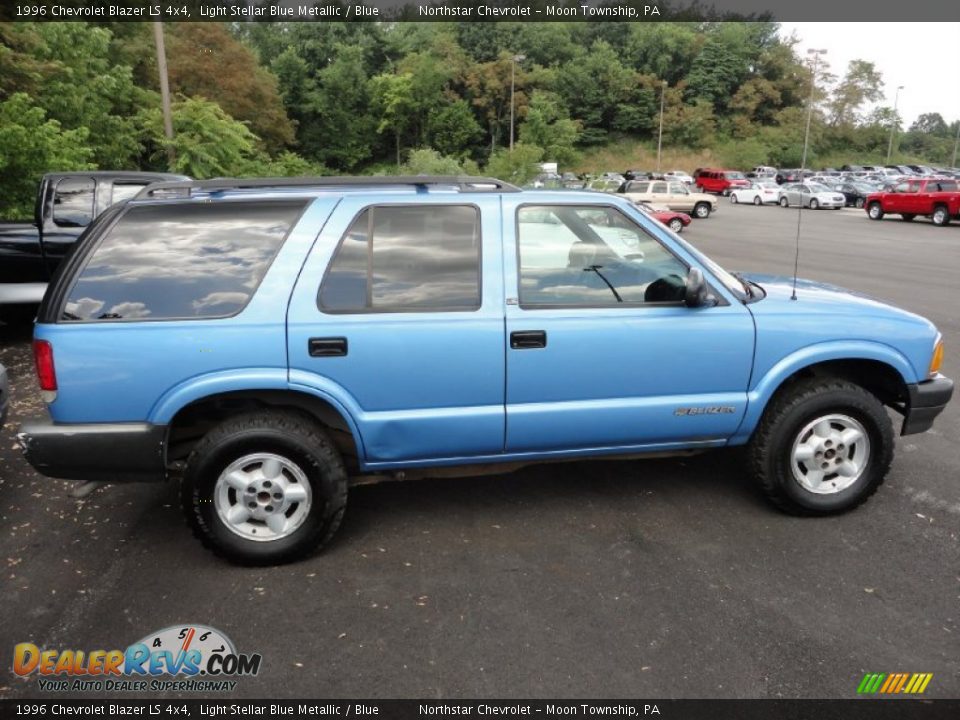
0, 171, 188, 319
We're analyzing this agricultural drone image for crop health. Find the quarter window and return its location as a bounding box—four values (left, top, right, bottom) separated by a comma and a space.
319, 205, 481, 313
110, 184, 148, 204
53, 178, 95, 227
62, 201, 304, 321
516, 205, 688, 308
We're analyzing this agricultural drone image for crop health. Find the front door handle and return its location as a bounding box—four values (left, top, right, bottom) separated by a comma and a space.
309, 337, 348, 357
510, 330, 547, 349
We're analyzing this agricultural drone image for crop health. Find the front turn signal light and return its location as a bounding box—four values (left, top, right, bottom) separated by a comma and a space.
929, 337, 944, 377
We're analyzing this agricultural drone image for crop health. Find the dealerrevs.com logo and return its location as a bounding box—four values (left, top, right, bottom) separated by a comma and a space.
13, 624, 262, 693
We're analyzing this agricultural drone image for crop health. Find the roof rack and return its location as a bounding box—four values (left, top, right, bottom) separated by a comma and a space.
134, 175, 521, 200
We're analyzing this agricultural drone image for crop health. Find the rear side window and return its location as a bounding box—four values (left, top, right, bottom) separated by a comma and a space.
110, 184, 148, 204
319, 205, 480, 313
53, 178, 95, 227
62, 201, 304, 321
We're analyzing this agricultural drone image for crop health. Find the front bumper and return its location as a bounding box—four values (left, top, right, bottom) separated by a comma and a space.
17, 421, 168, 482
902, 375, 954, 435
0, 365, 9, 428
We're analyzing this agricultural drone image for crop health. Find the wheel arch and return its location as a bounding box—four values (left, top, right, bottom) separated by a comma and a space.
730, 346, 914, 444
164, 389, 365, 472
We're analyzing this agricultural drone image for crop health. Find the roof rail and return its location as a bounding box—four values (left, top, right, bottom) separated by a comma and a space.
134, 175, 521, 200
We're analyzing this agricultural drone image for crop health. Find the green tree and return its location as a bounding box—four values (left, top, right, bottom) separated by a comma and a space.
142, 97, 260, 178
401, 148, 465, 175
485, 143, 544, 185
370, 72, 417, 165
828, 60, 884, 127
519, 90, 580, 166
424, 99, 483, 159
910, 113, 949, 136
0, 93, 93, 217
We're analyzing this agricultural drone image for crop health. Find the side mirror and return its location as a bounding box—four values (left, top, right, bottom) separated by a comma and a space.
685, 267, 717, 308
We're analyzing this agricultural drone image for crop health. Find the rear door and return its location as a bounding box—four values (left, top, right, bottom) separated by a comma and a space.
287, 195, 505, 465
501, 198, 754, 453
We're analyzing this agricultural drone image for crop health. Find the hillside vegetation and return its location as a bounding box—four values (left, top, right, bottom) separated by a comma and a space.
1, 20, 957, 216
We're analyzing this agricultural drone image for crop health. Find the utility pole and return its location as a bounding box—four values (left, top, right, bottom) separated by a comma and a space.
657, 81, 667, 172
153, 21, 175, 165
886, 85, 904, 163
509, 54, 525, 151
952, 120, 960, 168
800, 49, 827, 175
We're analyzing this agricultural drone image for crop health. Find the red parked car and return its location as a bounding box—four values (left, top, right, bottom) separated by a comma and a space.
637, 202, 692, 233
694, 168, 751, 196
865, 178, 960, 226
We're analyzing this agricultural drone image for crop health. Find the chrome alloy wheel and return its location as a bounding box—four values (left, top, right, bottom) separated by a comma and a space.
790, 414, 870, 495
215, 453, 312, 541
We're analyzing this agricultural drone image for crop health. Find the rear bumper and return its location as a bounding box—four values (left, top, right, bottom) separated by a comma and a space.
902, 375, 954, 436
17, 421, 168, 482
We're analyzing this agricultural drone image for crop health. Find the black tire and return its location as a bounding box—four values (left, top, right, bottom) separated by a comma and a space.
753, 196, 762, 206
779, 196, 789, 208
855, 197, 865, 209
809, 198, 819, 210
932, 205, 951, 227
730, 193, 739, 204
747, 379, 893, 516
668, 218, 684, 233
867, 202, 884, 220
693, 202, 711, 219
180, 410, 348, 565
721, 188, 730, 197
901, 213, 915, 222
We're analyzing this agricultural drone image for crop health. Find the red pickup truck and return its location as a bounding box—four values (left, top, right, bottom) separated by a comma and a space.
865, 178, 960, 226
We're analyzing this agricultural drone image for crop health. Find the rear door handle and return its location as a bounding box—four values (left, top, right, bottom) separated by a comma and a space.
309, 337, 348, 357
510, 330, 547, 349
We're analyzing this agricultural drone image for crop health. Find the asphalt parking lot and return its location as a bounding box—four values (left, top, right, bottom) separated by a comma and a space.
1, 202, 958, 700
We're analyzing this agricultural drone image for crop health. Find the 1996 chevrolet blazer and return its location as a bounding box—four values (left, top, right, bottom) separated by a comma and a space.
17, 176, 953, 564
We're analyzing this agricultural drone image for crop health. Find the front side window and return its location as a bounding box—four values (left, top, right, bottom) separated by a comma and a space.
517, 205, 688, 308
63, 201, 304, 321
319, 205, 481, 313
53, 178, 95, 227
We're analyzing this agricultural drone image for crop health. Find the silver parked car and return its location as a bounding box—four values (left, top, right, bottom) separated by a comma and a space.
778, 182, 846, 210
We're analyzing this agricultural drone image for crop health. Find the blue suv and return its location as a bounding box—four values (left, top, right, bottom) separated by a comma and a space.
18, 176, 953, 564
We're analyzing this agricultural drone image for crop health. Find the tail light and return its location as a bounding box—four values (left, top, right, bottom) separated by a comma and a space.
33, 339, 58, 400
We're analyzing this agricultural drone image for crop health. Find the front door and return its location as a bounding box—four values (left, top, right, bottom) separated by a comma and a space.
502, 199, 755, 453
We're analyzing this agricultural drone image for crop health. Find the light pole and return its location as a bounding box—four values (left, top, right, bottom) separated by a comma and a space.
799, 49, 827, 176
886, 85, 904, 163
509, 53, 525, 151
152, 21, 175, 164
656, 80, 667, 172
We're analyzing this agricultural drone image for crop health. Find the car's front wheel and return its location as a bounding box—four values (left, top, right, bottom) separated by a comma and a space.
779, 197, 789, 208
855, 197, 865, 209
748, 379, 893, 515
181, 410, 348, 565
810, 198, 820, 210
693, 202, 711, 219
867, 202, 884, 220
753, 196, 762, 206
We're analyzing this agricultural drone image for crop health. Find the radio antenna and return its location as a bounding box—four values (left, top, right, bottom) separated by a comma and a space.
792, 48, 828, 301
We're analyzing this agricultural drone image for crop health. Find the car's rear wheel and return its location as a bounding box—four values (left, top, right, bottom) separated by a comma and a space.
779, 197, 789, 208
693, 202, 711, 219
901, 213, 915, 222
730, 194, 739, 204
748, 379, 892, 515
668, 218, 684, 232
810, 198, 820, 210
855, 197, 865, 209
753, 196, 762, 206
932, 205, 951, 226
867, 202, 884, 220
181, 410, 348, 565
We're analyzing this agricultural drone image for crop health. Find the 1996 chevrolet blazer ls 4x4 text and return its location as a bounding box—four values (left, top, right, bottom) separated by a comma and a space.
17, 176, 953, 564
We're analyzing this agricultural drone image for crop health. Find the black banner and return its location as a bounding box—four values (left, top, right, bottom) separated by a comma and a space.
0, 0, 957, 23
2, 700, 960, 719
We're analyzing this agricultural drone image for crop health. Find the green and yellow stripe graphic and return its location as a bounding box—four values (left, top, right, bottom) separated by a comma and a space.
857, 672, 933, 694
